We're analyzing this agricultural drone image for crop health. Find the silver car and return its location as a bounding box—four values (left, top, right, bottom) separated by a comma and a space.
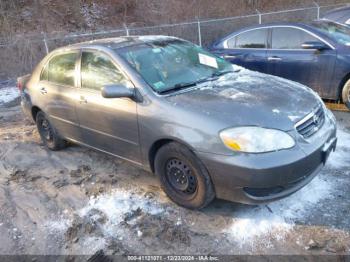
19, 36, 337, 209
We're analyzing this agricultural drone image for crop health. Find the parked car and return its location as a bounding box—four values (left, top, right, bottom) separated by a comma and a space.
210, 20, 350, 109
322, 6, 350, 27
18, 36, 337, 209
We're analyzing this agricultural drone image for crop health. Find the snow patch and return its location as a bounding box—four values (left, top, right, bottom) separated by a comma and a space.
288, 115, 299, 122
138, 35, 176, 41
327, 127, 350, 168
0, 86, 19, 105
219, 89, 251, 100
79, 189, 164, 222
226, 176, 334, 246
43, 218, 71, 234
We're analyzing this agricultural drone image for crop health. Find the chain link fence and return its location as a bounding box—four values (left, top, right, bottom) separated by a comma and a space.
0, 2, 349, 80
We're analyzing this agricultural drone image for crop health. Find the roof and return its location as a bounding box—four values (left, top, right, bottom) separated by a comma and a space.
234, 21, 314, 30
67, 35, 178, 50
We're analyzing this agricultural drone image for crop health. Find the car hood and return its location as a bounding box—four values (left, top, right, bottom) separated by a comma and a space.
164, 67, 321, 131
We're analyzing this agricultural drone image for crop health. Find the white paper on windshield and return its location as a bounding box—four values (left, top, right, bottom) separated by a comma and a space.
198, 53, 218, 69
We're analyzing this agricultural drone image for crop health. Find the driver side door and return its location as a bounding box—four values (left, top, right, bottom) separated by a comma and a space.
266, 27, 336, 98
75, 50, 141, 164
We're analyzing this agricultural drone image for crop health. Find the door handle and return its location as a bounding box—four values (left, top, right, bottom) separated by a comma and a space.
79, 96, 87, 104
40, 87, 47, 94
222, 54, 237, 59
268, 56, 282, 61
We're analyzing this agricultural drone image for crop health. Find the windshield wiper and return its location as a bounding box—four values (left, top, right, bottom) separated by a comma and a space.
211, 70, 233, 78
158, 77, 211, 94
158, 71, 233, 95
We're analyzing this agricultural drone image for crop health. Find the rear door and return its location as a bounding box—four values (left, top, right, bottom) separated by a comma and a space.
38, 51, 80, 139
267, 26, 336, 98
216, 28, 269, 73
75, 50, 141, 164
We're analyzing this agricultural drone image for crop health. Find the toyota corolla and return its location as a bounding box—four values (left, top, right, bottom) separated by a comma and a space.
19, 36, 337, 209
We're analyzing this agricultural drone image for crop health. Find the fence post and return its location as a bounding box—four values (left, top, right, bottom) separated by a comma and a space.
41, 31, 49, 54
124, 23, 129, 36
256, 9, 262, 24
313, 1, 320, 20
197, 17, 202, 47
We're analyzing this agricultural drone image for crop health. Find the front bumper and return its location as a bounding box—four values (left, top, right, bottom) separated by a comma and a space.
197, 114, 337, 204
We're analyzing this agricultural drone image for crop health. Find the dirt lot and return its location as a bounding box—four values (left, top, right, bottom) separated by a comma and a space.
0, 86, 349, 257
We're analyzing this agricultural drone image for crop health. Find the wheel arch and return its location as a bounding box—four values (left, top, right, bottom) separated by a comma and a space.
31, 106, 42, 121
148, 138, 199, 173
338, 72, 350, 101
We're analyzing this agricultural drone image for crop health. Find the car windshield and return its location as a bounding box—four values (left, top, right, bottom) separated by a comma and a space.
312, 21, 350, 46
116, 39, 233, 93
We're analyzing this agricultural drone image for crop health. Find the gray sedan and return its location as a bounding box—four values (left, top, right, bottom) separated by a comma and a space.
19, 36, 337, 209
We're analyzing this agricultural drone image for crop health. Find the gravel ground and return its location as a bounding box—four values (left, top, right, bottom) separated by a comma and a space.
0, 86, 349, 257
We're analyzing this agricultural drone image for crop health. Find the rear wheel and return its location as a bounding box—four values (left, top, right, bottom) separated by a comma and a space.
342, 79, 350, 109
155, 142, 215, 209
36, 111, 67, 151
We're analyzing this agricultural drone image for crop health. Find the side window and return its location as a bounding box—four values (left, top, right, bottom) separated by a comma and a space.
235, 29, 268, 48
81, 52, 129, 91
272, 28, 318, 49
40, 63, 48, 81
48, 52, 78, 86
227, 37, 236, 49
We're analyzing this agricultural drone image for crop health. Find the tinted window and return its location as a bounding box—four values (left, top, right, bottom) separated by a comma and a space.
235, 29, 267, 48
81, 52, 129, 91
40, 64, 48, 81
48, 53, 77, 86
272, 28, 317, 49
227, 37, 236, 48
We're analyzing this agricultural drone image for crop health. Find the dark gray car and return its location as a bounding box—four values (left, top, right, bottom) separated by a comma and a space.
19, 36, 337, 209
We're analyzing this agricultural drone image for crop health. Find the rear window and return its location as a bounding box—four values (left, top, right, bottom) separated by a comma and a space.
228, 29, 267, 49
48, 52, 78, 86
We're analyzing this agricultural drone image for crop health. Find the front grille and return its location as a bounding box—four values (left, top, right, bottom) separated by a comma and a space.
295, 105, 325, 139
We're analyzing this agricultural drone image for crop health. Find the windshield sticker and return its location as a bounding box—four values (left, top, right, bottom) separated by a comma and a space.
198, 53, 218, 69
153, 81, 165, 89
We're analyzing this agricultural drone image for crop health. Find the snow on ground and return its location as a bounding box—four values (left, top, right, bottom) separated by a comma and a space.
327, 127, 350, 168
45, 171, 336, 253
226, 176, 334, 247
79, 189, 165, 230
0, 86, 19, 105
40, 118, 347, 254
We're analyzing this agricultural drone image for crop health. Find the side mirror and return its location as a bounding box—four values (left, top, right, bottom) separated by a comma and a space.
301, 41, 330, 51
101, 84, 134, 99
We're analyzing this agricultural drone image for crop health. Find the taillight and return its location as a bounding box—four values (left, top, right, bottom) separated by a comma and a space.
17, 81, 23, 91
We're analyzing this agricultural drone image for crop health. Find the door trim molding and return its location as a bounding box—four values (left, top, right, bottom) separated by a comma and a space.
65, 136, 143, 166
79, 124, 139, 146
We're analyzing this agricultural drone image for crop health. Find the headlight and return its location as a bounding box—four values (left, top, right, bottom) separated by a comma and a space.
219, 127, 295, 153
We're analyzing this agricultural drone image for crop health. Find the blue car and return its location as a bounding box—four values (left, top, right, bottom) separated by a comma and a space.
210, 20, 350, 109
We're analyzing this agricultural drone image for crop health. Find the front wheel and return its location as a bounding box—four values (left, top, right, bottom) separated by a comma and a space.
342, 79, 350, 109
36, 111, 67, 151
155, 142, 215, 209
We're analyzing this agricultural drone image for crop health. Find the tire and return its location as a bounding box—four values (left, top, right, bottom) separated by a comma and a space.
342, 79, 350, 109
154, 142, 215, 209
36, 111, 67, 151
